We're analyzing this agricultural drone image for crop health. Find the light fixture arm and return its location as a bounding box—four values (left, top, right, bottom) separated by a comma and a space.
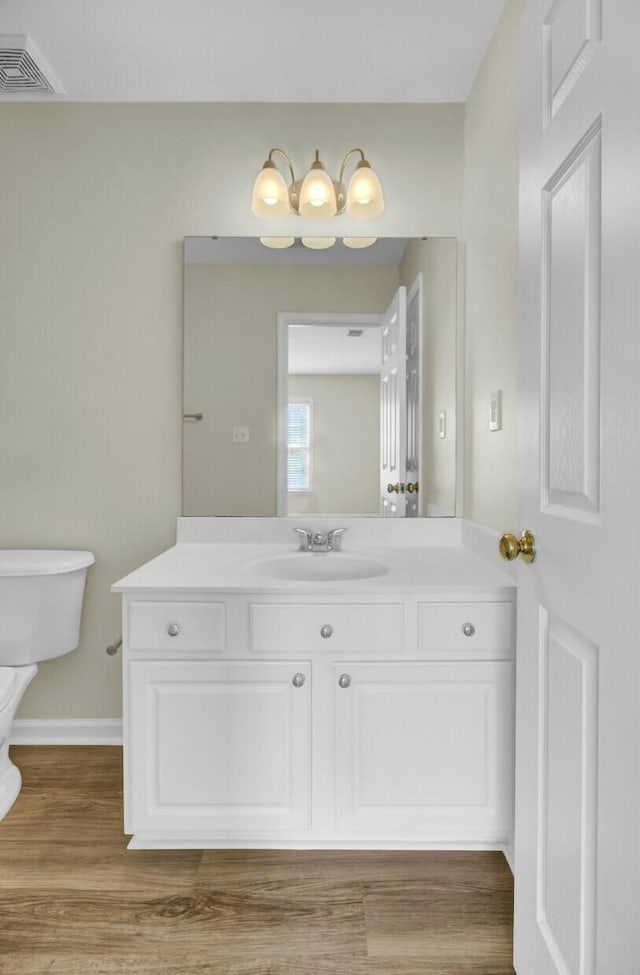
338, 148, 366, 185
267, 147, 297, 186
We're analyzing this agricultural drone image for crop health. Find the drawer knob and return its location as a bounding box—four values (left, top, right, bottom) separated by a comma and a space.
167, 623, 181, 637
292, 673, 306, 688
462, 622, 475, 637
320, 624, 334, 639
338, 673, 351, 689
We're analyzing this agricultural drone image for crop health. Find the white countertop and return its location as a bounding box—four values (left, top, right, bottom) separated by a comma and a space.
112, 541, 515, 595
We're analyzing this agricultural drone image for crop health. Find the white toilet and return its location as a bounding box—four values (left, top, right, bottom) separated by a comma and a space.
0, 550, 95, 819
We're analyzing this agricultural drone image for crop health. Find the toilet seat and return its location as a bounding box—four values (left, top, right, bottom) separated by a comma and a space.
0, 668, 17, 711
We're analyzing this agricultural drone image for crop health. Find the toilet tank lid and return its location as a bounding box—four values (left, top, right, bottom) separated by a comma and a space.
0, 551, 95, 576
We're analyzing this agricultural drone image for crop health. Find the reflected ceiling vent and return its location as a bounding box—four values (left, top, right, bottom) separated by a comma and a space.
0, 35, 65, 95
347, 329, 364, 338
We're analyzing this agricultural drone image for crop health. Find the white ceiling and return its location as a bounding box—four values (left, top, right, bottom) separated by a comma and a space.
184, 236, 410, 265
0, 0, 506, 103
289, 324, 382, 376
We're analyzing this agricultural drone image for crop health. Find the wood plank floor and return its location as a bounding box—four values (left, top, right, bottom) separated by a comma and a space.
0, 747, 514, 975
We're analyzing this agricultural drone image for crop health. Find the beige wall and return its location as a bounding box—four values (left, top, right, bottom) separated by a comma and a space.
463, 0, 524, 530
183, 263, 398, 515
400, 238, 459, 517
288, 375, 380, 516
0, 102, 463, 719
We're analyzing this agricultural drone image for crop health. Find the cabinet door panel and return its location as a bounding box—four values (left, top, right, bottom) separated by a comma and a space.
128, 660, 310, 832
335, 662, 513, 839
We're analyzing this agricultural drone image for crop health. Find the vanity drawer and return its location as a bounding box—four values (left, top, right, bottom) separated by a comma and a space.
418, 602, 514, 654
250, 603, 404, 653
128, 601, 226, 652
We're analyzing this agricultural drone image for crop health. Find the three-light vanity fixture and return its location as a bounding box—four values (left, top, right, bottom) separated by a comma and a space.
252, 147, 384, 250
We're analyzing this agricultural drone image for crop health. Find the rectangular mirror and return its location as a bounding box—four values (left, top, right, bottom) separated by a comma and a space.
183, 236, 461, 518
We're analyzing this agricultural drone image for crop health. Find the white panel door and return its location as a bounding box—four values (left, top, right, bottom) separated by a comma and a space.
516, 2, 640, 972
405, 277, 421, 516
335, 661, 514, 839
128, 660, 311, 833
380, 286, 407, 516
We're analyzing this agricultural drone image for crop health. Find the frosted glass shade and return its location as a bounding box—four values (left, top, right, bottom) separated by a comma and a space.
260, 237, 295, 249
343, 236, 377, 249
299, 163, 337, 219
346, 163, 385, 218
301, 237, 336, 250
251, 163, 290, 218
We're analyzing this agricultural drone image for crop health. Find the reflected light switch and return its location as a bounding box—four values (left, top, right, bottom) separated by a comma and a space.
438, 411, 446, 439
489, 392, 502, 432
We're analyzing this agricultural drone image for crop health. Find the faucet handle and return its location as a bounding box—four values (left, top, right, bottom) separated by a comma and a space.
294, 528, 313, 551
328, 528, 346, 551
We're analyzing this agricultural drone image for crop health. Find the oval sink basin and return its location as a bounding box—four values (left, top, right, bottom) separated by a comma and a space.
256, 554, 389, 582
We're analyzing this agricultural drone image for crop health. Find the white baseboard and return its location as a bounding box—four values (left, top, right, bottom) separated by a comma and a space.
10, 719, 122, 746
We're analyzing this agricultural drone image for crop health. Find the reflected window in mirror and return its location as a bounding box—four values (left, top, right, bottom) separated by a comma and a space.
288, 399, 312, 493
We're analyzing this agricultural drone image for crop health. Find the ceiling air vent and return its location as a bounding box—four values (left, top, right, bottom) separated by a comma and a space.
0, 35, 64, 95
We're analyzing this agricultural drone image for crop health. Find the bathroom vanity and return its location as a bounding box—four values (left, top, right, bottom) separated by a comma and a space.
113, 518, 515, 851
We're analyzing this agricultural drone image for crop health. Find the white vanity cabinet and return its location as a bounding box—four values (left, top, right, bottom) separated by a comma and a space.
334, 660, 513, 839
120, 587, 515, 851
126, 659, 311, 835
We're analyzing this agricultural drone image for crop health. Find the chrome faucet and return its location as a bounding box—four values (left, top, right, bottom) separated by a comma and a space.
327, 528, 345, 551
294, 528, 346, 552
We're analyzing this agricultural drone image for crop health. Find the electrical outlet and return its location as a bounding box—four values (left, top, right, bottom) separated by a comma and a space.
232, 426, 250, 443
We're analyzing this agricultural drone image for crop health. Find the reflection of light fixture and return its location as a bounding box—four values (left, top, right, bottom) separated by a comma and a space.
260, 236, 295, 249
301, 236, 336, 250
343, 237, 378, 249
251, 148, 385, 220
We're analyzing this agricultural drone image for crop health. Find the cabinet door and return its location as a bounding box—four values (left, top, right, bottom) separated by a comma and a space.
127, 660, 310, 833
335, 661, 513, 840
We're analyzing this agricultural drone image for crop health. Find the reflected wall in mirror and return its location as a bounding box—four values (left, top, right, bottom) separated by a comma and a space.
183, 237, 461, 517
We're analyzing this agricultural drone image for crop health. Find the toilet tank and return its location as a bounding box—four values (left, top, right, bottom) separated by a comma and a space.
0, 551, 95, 666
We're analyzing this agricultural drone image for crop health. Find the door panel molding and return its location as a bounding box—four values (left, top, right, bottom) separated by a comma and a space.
543, 0, 602, 125
540, 117, 601, 522
536, 609, 598, 975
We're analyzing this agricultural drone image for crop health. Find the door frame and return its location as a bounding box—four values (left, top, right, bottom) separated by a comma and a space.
276, 312, 383, 516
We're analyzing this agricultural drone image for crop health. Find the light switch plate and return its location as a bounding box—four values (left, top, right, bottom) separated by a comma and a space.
232, 426, 250, 443
489, 391, 502, 432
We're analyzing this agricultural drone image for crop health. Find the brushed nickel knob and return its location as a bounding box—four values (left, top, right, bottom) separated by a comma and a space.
167, 623, 180, 637
292, 673, 306, 688
320, 624, 333, 639
338, 674, 351, 688
462, 622, 475, 637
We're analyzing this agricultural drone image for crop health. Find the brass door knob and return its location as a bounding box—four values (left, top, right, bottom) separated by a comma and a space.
387, 482, 400, 493
499, 530, 536, 564
406, 482, 419, 494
